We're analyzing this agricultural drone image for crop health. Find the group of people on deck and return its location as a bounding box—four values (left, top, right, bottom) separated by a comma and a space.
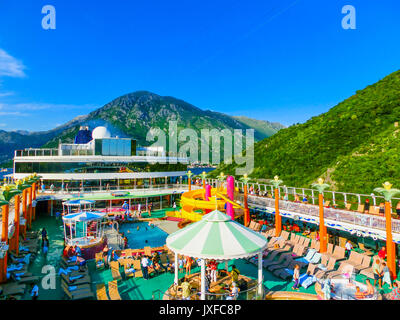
113, 201, 154, 222
177, 261, 241, 300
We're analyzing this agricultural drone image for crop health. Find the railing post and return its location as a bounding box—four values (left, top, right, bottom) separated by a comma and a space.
344, 193, 347, 206
311, 190, 315, 204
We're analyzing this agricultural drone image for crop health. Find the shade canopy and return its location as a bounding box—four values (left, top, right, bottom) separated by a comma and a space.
166, 210, 267, 260
62, 211, 106, 222
63, 199, 95, 206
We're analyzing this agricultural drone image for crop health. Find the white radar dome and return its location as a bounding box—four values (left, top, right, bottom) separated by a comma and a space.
92, 126, 111, 139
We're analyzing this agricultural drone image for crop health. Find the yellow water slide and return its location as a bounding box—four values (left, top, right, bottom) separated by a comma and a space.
178, 187, 244, 221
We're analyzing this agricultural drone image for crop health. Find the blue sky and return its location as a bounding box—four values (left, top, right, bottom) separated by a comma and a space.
0, 0, 399, 131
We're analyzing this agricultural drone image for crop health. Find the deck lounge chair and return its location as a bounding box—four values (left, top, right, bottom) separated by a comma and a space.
268, 255, 294, 272
345, 203, 352, 210
358, 243, 374, 256
344, 251, 364, 270
96, 284, 109, 300
273, 259, 299, 280
61, 272, 91, 285
357, 204, 365, 213
360, 256, 379, 279
303, 238, 311, 248
308, 252, 322, 264
110, 261, 122, 281
108, 280, 122, 300
324, 201, 330, 208
11, 272, 39, 284
263, 252, 288, 269
295, 249, 316, 265
327, 263, 354, 279
353, 255, 372, 273
0, 282, 26, 296
61, 281, 94, 300
330, 246, 346, 261
280, 230, 290, 241
297, 236, 306, 247
144, 246, 152, 256
314, 257, 337, 280
288, 234, 300, 247
249, 221, 256, 230
133, 260, 143, 278
253, 223, 262, 232
283, 244, 307, 259
299, 263, 318, 288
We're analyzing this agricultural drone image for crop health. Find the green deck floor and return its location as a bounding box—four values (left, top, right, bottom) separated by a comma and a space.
21, 214, 396, 300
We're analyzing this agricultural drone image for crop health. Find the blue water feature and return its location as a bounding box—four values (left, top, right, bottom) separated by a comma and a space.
119, 222, 169, 249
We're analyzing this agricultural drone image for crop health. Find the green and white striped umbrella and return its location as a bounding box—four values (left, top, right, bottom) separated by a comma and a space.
166, 210, 268, 260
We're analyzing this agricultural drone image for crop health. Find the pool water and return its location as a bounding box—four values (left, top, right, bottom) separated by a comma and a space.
119, 222, 169, 249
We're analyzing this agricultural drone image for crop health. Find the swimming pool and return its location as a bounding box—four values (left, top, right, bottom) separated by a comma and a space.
119, 222, 169, 249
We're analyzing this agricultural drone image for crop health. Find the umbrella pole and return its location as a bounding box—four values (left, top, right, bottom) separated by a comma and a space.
174, 252, 179, 285
201, 259, 206, 300
257, 252, 263, 297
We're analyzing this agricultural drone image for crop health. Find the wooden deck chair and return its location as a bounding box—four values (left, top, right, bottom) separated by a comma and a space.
324, 201, 330, 208
133, 260, 143, 278
345, 251, 362, 267
314, 241, 320, 252
315, 253, 329, 269
303, 237, 311, 248
296, 236, 305, 246
327, 243, 334, 255
357, 204, 365, 213
108, 280, 122, 300
95, 252, 104, 269
360, 256, 379, 279
61, 281, 94, 300
254, 223, 262, 232
144, 246, 152, 256
61, 272, 91, 285
110, 261, 122, 281
374, 206, 381, 216
345, 203, 352, 210
353, 255, 372, 273
249, 221, 256, 230
327, 263, 354, 279
96, 284, 109, 300
288, 234, 299, 246
0, 282, 26, 296
310, 231, 317, 240
310, 239, 316, 250
314, 257, 337, 280
267, 255, 293, 272
331, 246, 346, 261
358, 243, 374, 256
281, 230, 290, 241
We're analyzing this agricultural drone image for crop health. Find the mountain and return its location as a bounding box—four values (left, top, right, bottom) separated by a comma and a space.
232, 116, 285, 138
210, 70, 400, 194
0, 91, 284, 164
